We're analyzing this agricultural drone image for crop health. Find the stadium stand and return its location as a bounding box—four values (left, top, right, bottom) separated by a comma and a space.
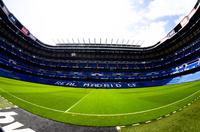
0, 0, 200, 88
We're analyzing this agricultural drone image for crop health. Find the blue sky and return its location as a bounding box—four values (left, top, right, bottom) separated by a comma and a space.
4, 0, 197, 47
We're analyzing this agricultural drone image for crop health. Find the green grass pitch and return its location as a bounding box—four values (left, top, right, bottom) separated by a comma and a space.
0, 76, 200, 126
121, 95, 200, 132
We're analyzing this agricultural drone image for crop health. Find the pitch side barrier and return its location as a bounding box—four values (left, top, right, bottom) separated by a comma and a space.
0, 67, 200, 88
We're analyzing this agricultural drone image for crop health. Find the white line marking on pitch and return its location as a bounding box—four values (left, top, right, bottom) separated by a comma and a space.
157, 117, 162, 120
0, 87, 200, 117
145, 121, 151, 123
173, 111, 177, 114
132, 123, 140, 126
0, 88, 64, 113
64, 91, 93, 112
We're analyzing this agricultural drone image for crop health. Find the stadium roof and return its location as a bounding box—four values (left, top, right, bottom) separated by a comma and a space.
3, 0, 197, 47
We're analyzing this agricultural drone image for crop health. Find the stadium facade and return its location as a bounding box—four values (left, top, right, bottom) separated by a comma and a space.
0, 0, 200, 88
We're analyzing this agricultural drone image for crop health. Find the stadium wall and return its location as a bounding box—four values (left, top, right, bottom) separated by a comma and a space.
1, 67, 200, 88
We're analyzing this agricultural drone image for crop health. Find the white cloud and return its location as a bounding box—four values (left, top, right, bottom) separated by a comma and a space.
134, 21, 167, 47
145, 0, 196, 20
3, 0, 197, 47
138, 0, 144, 5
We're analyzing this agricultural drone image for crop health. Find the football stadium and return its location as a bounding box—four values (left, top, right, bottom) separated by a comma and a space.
0, 0, 200, 132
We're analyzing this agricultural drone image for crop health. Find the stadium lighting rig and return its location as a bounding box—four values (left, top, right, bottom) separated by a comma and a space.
55, 37, 144, 46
